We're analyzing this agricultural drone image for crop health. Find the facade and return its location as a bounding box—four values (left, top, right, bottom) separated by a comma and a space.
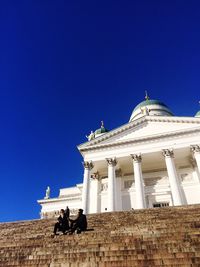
38, 97, 200, 218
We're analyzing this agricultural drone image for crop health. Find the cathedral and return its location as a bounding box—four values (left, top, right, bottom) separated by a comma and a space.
38, 95, 200, 218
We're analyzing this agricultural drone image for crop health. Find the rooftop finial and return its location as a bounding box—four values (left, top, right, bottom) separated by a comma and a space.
101, 120, 104, 128
145, 90, 150, 100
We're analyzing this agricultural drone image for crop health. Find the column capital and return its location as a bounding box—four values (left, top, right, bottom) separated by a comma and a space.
106, 158, 117, 166
162, 149, 174, 158
190, 145, 200, 154
131, 154, 142, 163
82, 161, 94, 170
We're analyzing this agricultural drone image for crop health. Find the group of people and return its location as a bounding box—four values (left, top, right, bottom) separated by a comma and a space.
53, 206, 87, 237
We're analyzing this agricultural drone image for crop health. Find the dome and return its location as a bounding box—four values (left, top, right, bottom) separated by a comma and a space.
129, 94, 174, 122
94, 121, 109, 137
195, 110, 200, 117
95, 127, 108, 135
86, 121, 109, 141
133, 99, 168, 112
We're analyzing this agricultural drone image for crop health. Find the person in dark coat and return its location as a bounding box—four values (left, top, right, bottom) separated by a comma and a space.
65, 206, 70, 218
69, 209, 87, 234
53, 209, 69, 235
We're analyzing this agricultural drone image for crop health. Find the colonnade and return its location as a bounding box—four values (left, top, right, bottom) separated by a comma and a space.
82, 145, 200, 214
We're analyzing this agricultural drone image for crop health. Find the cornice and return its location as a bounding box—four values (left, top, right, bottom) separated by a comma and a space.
37, 194, 81, 204
78, 116, 200, 152
79, 126, 200, 152
78, 116, 146, 149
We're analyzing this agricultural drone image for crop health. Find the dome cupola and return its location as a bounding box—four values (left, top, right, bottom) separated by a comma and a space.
94, 121, 109, 138
86, 121, 109, 141
129, 92, 174, 122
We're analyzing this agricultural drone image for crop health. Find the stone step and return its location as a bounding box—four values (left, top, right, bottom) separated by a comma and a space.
0, 204, 200, 266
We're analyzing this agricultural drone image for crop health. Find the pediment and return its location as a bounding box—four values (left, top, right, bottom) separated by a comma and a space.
78, 116, 200, 151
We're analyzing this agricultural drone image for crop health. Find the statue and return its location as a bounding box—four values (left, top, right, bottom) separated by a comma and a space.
140, 106, 150, 115
44, 186, 50, 199
86, 131, 95, 141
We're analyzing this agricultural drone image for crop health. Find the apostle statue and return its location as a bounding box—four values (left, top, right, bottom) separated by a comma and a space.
140, 106, 150, 116
86, 131, 95, 141
44, 186, 50, 199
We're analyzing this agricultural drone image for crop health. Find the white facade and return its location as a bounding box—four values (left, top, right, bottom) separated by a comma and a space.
38, 99, 200, 218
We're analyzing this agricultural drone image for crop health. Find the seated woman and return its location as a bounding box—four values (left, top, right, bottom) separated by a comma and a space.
53, 209, 69, 236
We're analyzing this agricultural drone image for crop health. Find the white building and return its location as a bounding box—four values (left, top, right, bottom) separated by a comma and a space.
38, 96, 200, 218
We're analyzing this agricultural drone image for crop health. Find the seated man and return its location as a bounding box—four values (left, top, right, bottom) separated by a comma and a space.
53, 209, 69, 236
69, 209, 87, 234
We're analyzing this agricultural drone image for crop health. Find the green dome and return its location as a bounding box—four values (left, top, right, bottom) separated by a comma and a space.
195, 110, 200, 117
95, 126, 108, 135
129, 96, 174, 122
133, 99, 168, 112
94, 121, 109, 135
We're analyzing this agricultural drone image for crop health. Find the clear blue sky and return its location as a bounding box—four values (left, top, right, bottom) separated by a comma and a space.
0, 1, 200, 222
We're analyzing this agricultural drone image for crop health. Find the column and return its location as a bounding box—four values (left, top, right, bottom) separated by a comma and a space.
191, 145, 200, 172
131, 154, 146, 209
106, 158, 117, 212
91, 172, 100, 213
115, 169, 122, 211
82, 161, 93, 214
162, 149, 183, 206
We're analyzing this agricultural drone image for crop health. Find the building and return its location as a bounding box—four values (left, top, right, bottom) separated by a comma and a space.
38, 95, 200, 218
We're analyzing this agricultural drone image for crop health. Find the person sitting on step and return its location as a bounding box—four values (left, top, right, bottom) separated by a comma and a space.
53, 209, 69, 236
68, 209, 87, 234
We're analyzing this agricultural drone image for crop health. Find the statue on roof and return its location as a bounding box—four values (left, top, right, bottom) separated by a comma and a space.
86, 130, 95, 141
140, 106, 150, 115
44, 186, 50, 199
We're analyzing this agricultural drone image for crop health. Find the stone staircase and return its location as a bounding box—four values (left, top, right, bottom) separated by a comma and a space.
1, 205, 200, 267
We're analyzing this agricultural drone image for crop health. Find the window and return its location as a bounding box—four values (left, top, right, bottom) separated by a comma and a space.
153, 202, 169, 208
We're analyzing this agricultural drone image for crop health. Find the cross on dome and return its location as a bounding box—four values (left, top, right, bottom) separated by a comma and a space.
145, 90, 150, 100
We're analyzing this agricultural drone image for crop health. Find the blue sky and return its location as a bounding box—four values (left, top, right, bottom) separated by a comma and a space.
0, 1, 200, 222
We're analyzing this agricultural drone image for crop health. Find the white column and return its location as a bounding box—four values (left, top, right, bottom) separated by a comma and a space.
191, 145, 200, 172
115, 169, 122, 211
106, 158, 117, 212
91, 172, 100, 213
131, 154, 146, 209
82, 161, 93, 214
163, 149, 183, 206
